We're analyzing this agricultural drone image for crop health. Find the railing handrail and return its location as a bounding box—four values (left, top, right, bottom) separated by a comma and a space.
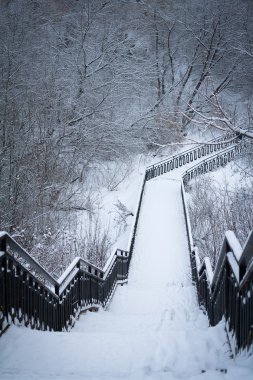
1, 131, 252, 350
0, 131, 242, 296
179, 136, 253, 352
181, 144, 237, 180
0, 232, 58, 287
0, 167, 147, 300
146, 132, 237, 169
240, 258, 253, 288
0, 231, 127, 297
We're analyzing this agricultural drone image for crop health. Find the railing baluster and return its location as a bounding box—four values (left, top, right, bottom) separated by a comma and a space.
0, 132, 252, 355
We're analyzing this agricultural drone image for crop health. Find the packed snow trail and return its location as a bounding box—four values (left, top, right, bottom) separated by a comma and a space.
0, 172, 252, 380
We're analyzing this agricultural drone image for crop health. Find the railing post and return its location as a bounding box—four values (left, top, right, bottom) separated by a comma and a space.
55, 284, 59, 296
0, 237, 7, 329
76, 260, 81, 307
2, 256, 9, 325
54, 284, 61, 332
0, 237, 6, 253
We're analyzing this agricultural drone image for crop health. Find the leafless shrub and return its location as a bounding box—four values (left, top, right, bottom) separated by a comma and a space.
187, 167, 253, 268
80, 218, 112, 269
113, 200, 134, 233
99, 159, 134, 191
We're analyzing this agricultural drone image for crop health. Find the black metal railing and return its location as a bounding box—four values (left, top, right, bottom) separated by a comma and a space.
0, 168, 147, 335
183, 222, 253, 353
0, 232, 130, 333
182, 142, 246, 185
146, 132, 239, 181
1, 131, 252, 355
144, 130, 253, 352
180, 140, 253, 353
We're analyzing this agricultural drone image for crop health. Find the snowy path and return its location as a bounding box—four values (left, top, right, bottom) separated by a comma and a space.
0, 171, 252, 380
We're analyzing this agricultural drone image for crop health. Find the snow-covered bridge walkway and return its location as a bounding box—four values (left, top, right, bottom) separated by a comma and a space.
0, 170, 252, 380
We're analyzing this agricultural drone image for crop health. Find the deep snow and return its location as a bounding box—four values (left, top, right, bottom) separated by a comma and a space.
0, 162, 253, 380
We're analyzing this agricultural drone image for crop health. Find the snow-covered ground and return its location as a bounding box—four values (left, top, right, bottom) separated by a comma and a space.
0, 157, 253, 380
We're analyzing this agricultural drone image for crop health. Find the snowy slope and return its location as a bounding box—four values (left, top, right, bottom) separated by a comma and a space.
0, 168, 253, 380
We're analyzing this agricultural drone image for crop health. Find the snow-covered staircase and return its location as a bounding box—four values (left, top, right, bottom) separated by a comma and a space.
1, 167, 252, 380
1, 133, 253, 379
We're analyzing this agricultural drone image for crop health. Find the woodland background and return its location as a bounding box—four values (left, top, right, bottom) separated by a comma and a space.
1, 0, 253, 275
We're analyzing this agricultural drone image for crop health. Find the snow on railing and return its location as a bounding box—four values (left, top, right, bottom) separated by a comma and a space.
0, 171, 146, 334
146, 131, 237, 169
145, 132, 239, 181
0, 232, 130, 333
195, 229, 253, 352
127, 172, 147, 261
1, 131, 252, 351
153, 132, 252, 353
179, 135, 253, 353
